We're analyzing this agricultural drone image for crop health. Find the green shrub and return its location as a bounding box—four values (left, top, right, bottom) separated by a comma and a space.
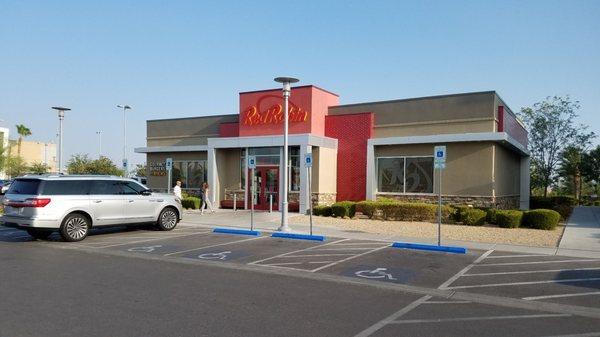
485, 208, 498, 224
594, 201, 600, 206
313, 205, 332, 217
331, 201, 356, 218
453, 205, 472, 222
522, 209, 561, 230
530, 196, 576, 220
392, 203, 436, 221
356, 201, 379, 219
495, 210, 523, 228
181, 197, 201, 210
459, 208, 486, 226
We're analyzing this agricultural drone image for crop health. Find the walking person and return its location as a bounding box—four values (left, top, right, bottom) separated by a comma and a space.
173, 180, 182, 200
201, 182, 215, 214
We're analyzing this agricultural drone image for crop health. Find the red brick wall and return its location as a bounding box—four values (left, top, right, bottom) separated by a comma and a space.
325, 112, 374, 201
219, 122, 239, 137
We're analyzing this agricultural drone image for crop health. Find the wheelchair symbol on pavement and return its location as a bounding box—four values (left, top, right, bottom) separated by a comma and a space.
128, 245, 163, 253
198, 251, 231, 260
355, 268, 397, 280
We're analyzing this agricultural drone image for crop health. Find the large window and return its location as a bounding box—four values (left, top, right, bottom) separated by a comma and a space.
377, 157, 434, 194
171, 160, 206, 189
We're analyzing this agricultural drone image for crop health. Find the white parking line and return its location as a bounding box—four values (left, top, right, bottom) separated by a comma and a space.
390, 313, 570, 324
354, 295, 432, 337
478, 259, 600, 267
163, 235, 267, 256
464, 267, 600, 277
486, 254, 550, 259
284, 253, 358, 258
310, 246, 390, 272
94, 230, 213, 249
334, 242, 390, 246
422, 301, 471, 304
248, 238, 350, 265
309, 247, 378, 251
523, 291, 600, 301
438, 249, 494, 289
446, 277, 600, 290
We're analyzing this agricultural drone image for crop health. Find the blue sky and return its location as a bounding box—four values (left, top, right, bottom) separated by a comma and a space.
1, 0, 599, 170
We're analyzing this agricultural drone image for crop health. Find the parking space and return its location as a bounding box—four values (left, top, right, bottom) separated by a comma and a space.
3, 223, 600, 335
440, 250, 600, 308
364, 297, 600, 337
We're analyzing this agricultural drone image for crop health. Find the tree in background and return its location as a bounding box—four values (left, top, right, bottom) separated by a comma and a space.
582, 146, 600, 196
558, 146, 584, 201
519, 96, 595, 197
5, 156, 28, 178
67, 154, 123, 176
29, 162, 50, 174
0, 145, 6, 174
134, 164, 147, 177
15, 124, 32, 157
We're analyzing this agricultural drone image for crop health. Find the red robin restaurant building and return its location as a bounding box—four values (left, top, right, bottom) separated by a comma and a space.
135, 85, 530, 214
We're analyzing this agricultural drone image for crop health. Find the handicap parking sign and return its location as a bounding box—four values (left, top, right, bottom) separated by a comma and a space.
248, 156, 256, 169
305, 153, 312, 167
434, 146, 446, 169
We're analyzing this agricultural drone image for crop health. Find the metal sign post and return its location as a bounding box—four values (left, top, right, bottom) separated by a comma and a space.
166, 158, 173, 193
248, 156, 256, 231
305, 153, 313, 235
433, 146, 446, 246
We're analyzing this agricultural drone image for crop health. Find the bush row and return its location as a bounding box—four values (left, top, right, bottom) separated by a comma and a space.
530, 196, 576, 220
182, 197, 201, 210
311, 200, 562, 230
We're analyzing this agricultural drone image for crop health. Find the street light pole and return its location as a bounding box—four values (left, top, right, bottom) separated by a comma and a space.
51, 106, 71, 174
274, 76, 299, 232
117, 105, 132, 175
96, 131, 102, 158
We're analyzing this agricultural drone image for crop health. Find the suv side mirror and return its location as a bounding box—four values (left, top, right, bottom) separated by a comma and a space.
140, 190, 152, 196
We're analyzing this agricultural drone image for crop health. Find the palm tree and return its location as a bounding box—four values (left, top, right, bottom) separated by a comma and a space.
15, 124, 32, 157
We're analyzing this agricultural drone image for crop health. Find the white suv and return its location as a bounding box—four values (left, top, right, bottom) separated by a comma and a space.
1, 175, 182, 242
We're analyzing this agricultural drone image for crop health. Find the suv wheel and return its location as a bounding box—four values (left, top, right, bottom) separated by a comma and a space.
60, 213, 90, 242
26, 229, 53, 240
157, 207, 178, 231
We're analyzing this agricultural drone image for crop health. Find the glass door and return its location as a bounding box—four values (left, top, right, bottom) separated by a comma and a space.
249, 166, 279, 211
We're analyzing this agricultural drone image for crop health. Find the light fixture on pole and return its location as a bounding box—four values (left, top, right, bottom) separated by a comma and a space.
96, 131, 102, 158
274, 76, 299, 232
51, 106, 71, 174
117, 104, 132, 175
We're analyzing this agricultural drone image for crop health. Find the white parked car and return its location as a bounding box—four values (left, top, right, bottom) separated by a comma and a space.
1, 175, 182, 242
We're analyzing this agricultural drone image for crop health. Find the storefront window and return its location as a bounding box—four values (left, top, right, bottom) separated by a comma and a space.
171, 160, 206, 189
405, 157, 434, 193
240, 149, 246, 190
377, 156, 433, 194
377, 158, 405, 193
290, 147, 300, 191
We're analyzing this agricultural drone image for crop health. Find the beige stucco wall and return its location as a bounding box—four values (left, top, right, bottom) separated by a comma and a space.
329, 91, 497, 139
374, 142, 494, 196
215, 149, 243, 202
313, 146, 337, 193
147, 114, 238, 147
146, 151, 207, 190
8, 139, 57, 172
494, 144, 521, 196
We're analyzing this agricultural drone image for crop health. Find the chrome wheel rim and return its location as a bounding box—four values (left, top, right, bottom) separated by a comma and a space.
161, 210, 177, 229
66, 217, 88, 240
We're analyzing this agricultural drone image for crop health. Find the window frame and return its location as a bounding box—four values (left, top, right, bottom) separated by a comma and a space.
376, 155, 435, 195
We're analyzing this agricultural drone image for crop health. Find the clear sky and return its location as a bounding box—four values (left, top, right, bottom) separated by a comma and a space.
1, 0, 599, 170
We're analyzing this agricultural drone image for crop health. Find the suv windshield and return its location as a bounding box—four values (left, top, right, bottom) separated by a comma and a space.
6, 179, 42, 195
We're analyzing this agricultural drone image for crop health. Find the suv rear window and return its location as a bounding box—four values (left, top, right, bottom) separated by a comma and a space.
6, 179, 42, 195
41, 180, 91, 195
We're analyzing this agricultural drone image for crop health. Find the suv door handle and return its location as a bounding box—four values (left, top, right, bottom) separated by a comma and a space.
93, 200, 102, 203
128, 200, 134, 203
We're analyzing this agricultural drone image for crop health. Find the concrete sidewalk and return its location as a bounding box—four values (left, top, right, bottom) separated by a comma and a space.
181, 209, 600, 258
558, 206, 600, 256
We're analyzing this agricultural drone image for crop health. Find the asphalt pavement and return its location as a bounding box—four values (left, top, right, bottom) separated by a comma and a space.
1, 223, 600, 336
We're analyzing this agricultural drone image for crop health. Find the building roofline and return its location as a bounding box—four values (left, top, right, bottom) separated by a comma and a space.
238, 85, 339, 97
329, 90, 497, 110
147, 113, 238, 123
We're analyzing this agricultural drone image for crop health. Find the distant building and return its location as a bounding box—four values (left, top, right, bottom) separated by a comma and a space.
8, 139, 58, 173
136, 85, 530, 213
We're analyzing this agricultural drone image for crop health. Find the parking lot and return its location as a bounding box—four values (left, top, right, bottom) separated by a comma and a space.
2, 223, 600, 336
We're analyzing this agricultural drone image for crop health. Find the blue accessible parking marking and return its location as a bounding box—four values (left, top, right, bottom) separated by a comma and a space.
187, 249, 251, 261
